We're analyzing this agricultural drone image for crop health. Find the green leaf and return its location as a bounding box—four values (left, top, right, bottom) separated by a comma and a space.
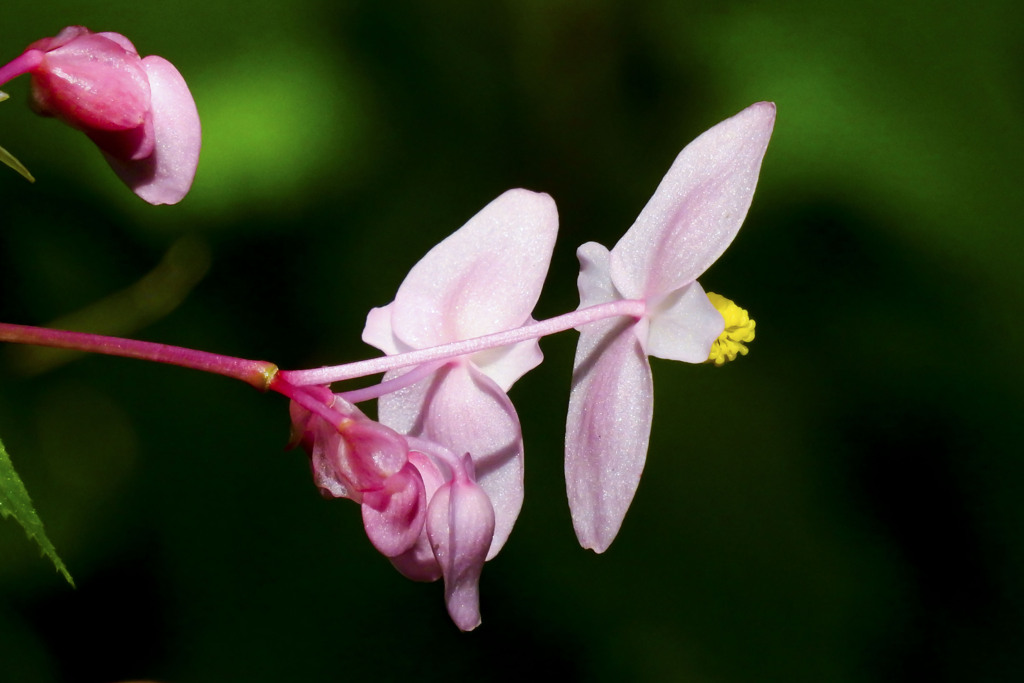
0, 90, 35, 183
0, 435, 74, 586
0, 144, 35, 183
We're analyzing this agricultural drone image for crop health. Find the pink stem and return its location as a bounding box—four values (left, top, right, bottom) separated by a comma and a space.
267, 375, 351, 427
406, 435, 463, 473
0, 50, 44, 88
280, 299, 647, 386
0, 322, 278, 391
336, 359, 445, 404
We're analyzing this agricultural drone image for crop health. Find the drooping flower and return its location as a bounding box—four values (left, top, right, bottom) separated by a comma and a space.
362, 189, 559, 560
288, 386, 428, 559
288, 387, 499, 630
0, 26, 200, 204
565, 102, 776, 552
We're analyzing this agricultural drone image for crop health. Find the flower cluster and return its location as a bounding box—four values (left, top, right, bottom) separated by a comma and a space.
277, 102, 776, 629
0, 27, 775, 626
0, 26, 200, 204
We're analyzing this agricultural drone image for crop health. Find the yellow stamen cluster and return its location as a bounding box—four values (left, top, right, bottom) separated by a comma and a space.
705, 292, 755, 366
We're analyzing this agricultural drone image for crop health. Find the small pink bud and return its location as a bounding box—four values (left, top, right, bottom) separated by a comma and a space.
361, 462, 427, 557
28, 27, 152, 132
1, 26, 201, 204
426, 455, 496, 631
310, 418, 411, 503
388, 452, 446, 582
289, 390, 411, 503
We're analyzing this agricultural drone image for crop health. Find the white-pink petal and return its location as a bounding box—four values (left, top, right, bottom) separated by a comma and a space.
610, 101, 776, 299
565, 319, 653, 553
104, 55, 200, 205
362, 304, 405, 356
575, 241, 620, 312
385, 188, 557, 385
645, 280, 723, 362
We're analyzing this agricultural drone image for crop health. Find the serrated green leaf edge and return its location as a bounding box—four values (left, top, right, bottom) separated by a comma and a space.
0, 435, 74, 586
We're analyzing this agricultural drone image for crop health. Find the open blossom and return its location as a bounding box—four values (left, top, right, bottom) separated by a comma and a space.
0, 26, 200, 204
287, 189, 557, 629
565, 102, 776, 552
362, 189, 559, 560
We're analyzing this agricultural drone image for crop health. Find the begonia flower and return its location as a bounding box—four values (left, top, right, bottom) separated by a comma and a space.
0, 26, 200, 204
565, 102, 776, 552
363, 189, 559, 559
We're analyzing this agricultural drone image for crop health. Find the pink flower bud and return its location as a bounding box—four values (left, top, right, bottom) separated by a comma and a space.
1, 26, 201, 204
388, 451, 446, 582
361, 462, 427, 557
288, 389, 411, 503
426, 455, 496, 631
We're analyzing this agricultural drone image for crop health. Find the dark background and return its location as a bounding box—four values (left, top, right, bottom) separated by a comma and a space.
1, 1, 1022, 681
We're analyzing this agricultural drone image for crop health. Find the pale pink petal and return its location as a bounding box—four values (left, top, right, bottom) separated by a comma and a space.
378, 362, 523, 559
104, 55, 200, 205
645, 280, 724, 362
362, 304, 405, 356
575, 241, 620, 312
381, 188, 557, 387
426, 458, 495, 631
610, 102, 776, 299
375, 368, 433, 436
565, 319, 653, 552
467, 331, 544, 392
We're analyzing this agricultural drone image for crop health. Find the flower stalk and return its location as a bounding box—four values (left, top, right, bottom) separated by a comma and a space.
280, 298, 647, 386
0, 298, 645, 396
0, 322, 277, 391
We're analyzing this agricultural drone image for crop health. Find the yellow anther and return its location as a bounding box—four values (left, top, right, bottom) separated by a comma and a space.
705, 292, 755, 366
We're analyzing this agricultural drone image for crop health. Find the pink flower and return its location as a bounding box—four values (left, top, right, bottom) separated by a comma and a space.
362, 189, 559, 560
288, 388, 499, 630
0, 26, 200, 204
565, 102, 776, 552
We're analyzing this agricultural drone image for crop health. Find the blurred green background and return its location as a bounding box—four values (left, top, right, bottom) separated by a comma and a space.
1, 1, 1022, 681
